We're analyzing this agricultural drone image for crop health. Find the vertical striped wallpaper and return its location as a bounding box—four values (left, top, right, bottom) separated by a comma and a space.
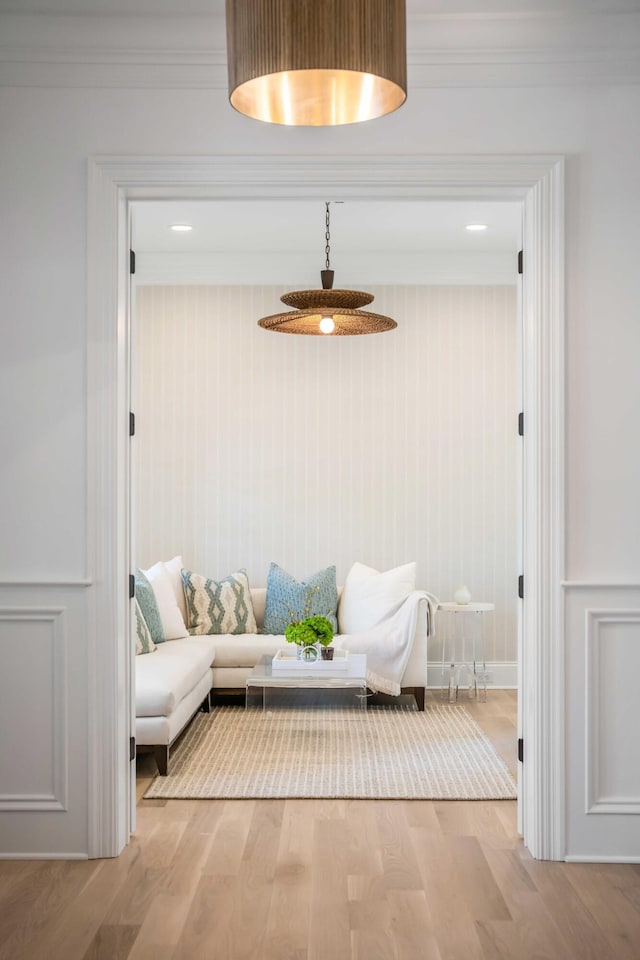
135, 284, 518, 663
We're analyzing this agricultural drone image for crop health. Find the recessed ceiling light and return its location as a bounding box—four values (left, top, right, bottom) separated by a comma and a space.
466, 223, 488, 232
170, 224, 192, 232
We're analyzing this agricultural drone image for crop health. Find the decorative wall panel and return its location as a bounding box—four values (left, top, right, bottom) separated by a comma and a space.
0, 607, 67, 811
565, 585, 640, 861
585, 608, 640, 814
135, 284, 518, 663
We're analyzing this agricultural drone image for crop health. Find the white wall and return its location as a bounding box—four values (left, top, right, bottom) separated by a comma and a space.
1, 7, 639, 858
135, 284, 518, 666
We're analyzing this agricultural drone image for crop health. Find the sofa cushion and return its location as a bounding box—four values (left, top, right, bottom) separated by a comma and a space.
263, 563, 338, 635
142, 560, 190, 640
251, 587, 266, 630
182, 567, 257, 635
163, 554, 188, 625
338, 561, 417, 633
135, 599, 157, 655
135, 636, 216, 717
210, 633, 290, 668
135, 568, 166, 645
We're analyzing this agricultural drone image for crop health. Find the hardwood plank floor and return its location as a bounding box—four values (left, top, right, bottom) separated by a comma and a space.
2, 690, 640, 959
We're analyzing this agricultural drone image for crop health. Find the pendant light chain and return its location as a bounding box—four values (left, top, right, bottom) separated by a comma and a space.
325, 201, 331, 270
257, 198, 397, 335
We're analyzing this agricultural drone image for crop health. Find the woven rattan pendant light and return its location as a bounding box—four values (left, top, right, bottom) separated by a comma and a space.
226, 0, 407, 126
258, 203, 397, 336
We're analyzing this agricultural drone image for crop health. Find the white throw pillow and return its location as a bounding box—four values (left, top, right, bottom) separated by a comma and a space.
163, 555, 188, 625
142, 561, 189, 640
338, 561, 417, 634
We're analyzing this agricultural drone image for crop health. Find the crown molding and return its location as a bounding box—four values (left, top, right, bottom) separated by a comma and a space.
1, 11, 639, 88
0, 579, 92, 587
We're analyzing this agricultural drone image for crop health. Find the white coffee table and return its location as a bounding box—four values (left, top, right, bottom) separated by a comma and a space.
246, 653, 368, 710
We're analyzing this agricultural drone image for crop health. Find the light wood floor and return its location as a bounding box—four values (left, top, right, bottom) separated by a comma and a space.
2, 690, 640, 959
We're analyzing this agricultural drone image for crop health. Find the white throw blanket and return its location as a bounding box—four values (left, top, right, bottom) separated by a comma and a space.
333, 590, 438, 696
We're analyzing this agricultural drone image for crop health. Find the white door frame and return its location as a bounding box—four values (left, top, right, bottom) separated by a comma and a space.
87, 154, 565, 860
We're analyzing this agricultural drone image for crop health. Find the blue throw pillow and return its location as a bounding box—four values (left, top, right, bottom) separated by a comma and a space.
134, 568, 166, 645
263, 562, 338, 635
135, 599, 157, 655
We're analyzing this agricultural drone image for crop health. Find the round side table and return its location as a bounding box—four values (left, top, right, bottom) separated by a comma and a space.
436, 602, 494, 703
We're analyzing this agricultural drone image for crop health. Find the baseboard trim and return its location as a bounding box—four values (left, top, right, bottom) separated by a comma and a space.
565, 854, 640, 864
427, 660, 517, 690
0, 852, 89, 860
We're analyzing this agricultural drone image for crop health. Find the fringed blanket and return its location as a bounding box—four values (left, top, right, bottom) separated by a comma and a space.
333, 591, 438, 695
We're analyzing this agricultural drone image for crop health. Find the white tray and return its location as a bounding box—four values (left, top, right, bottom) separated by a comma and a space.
272, 648, 349, 672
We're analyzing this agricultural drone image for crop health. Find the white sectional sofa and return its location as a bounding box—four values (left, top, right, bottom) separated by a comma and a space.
135, 634, 217, 774
209, 587, 428, 706
135, 586, 429, 775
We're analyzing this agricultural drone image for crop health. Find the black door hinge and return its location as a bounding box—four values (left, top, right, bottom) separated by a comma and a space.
517, 250, 523, 275
518, 411, 524, 437
518, 575, 524, 599
129, 573, 135, 599
130, 249, 136, 275
518, 738, 524, 763
129, 411, 135, 437
130, 736, 136, 762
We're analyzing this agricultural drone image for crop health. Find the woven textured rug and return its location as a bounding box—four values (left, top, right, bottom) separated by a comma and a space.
144, 704, 516, 801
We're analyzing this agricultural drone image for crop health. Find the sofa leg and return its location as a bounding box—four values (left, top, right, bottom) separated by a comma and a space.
200, 694, 210, 713
154, 745, 169, 776
414, 686, 426, 711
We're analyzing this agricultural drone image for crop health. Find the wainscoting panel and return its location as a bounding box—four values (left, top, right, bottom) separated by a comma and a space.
565, 584, 640, 861
585, 609, 640, 814
135, 284, 518, 664
0, 607, 67, 810
0, 584, 89, 856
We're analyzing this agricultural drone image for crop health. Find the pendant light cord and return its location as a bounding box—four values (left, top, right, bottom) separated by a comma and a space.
325, 201, 331, 270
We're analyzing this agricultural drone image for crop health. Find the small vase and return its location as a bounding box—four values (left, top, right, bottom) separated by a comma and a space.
454, 585, 472, 605
320, 646, 334, 661
297, 643, 319, 662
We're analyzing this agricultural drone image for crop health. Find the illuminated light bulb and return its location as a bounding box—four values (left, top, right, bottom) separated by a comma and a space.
319, 316, 335, 334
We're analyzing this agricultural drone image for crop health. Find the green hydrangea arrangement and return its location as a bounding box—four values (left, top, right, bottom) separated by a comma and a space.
285, 615, 334, 648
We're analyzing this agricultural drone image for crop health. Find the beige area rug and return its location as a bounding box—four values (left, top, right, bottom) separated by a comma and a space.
144, 704, 516, 801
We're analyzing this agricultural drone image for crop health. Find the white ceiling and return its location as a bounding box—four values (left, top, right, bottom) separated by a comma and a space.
133, 199, 521, 286
1, 1, 637, 15
134, 199, 521, 256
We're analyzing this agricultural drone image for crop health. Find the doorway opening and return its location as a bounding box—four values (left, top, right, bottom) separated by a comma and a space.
131, 195, 522, 755
86, 155, 565, 861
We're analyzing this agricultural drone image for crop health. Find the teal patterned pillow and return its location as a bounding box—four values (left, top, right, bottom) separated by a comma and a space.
181, 567, 257, 635
263, 563, 338, 635
135, 599, 157, 655
135, 569, 166, 644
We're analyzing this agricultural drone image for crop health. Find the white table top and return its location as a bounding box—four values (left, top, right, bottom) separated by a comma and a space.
247, 653, 367, 686
437, 602, 495, 613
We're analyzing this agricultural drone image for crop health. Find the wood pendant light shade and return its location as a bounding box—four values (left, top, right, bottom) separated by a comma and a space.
226, 0, 407, 125
257, 285, 397, 336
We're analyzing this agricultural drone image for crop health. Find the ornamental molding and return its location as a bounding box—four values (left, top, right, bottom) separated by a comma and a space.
1, 11, 639, 87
